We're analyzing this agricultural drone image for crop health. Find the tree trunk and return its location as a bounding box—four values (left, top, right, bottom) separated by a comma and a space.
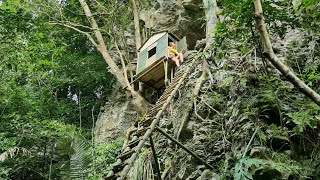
253, 0, 320, 106
79, 0, 148, 113
79, 0, 129, 89
128, 0, 144, 92
114, 39, 129, 82
203, 0, 218, 48
130, 0, 142, 49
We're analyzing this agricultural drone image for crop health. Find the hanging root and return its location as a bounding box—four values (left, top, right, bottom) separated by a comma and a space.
122, 124, 138, 150
175, 60, 210, 139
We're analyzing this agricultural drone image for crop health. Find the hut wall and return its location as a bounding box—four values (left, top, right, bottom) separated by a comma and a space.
137, 48, 148, 74
156, 34, 168, 60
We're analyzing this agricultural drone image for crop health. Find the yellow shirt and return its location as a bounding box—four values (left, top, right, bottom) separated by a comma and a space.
168, 46, 178, 56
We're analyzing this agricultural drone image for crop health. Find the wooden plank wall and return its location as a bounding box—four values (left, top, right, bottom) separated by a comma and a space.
156, 34, 168, 60
137, 33, 168, 75
137, 48, 148, 74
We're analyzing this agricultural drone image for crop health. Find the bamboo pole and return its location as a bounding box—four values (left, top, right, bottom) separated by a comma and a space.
155, 126, 214, 170
149, 136, 161, 180
253, 0, 320, 105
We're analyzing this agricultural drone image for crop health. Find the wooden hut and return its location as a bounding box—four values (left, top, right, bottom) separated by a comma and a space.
133, 32, 187, 89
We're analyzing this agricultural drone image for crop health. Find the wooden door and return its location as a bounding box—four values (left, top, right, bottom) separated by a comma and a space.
177, 36, 187, 53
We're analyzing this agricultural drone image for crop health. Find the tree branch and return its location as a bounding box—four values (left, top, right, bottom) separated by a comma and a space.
253, 0, 320, 106
114, 38, 130, 87
79, 0, 131, 90
50, 22, 98, 47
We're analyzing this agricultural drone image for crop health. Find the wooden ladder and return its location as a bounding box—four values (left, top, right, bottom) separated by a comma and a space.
105, 55, 198, 180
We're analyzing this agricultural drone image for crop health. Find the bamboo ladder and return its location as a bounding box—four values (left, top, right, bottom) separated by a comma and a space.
106, 55, 198, 180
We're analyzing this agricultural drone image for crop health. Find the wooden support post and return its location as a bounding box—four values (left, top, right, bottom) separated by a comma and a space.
164, 60, 168, 86
155, 126, 214, 170
170, 66, 174, 83
149, 136, 162, 180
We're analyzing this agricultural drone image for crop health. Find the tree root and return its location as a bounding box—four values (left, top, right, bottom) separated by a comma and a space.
122, 124, 138, 150
175, 60, 209, 140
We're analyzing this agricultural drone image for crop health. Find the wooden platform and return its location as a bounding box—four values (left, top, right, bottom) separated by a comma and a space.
131, 56, 175, 89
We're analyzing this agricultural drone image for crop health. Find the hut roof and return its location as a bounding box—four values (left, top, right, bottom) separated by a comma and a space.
138, 32, 179, 52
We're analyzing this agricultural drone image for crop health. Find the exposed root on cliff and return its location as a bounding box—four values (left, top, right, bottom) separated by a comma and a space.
175, 60, 210, 140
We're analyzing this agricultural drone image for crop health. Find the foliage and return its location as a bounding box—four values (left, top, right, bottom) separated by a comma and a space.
0, 0, 116, 179
291, 0, 320, 31
304, 65, 320, 87
57, 126, 90, 179
86, 139, 123, 179
234, 153, 302, 180
0, 147, 30, 162
234, 157, 265, 180
204, 0, 320, 177
1, 0, 320, 179
287, 104, 320, 133
129, 149, 154, 180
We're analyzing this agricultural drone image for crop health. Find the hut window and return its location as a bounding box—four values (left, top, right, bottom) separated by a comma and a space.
148, 47, 156, 58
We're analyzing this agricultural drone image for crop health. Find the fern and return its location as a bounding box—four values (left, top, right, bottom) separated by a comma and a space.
234, 154, 301, 180
57, 127, 90, 179
69, 138, 89, 179
234, 158, 265, 180
287, 103, 320, 133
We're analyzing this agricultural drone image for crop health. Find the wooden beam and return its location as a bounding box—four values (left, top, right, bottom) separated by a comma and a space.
153, 77, 165, 87
164, 60, 168, 86
130, 56, 166, 85
155, 126, 214, 170
149, 136, 162, 180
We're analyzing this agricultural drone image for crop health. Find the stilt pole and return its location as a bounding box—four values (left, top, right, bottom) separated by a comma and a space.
155, 126, 214, 170
149, 136, 162, 180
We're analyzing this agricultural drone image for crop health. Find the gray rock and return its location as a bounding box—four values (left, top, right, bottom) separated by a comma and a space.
94, 100, 136, 143
140, 0, 205, 48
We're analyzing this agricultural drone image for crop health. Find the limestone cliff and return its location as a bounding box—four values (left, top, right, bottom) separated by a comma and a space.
140, 0, 205, 48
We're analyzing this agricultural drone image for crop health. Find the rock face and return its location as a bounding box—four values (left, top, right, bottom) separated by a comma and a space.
94, 99, 137, 143
140, 0, 205, 48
